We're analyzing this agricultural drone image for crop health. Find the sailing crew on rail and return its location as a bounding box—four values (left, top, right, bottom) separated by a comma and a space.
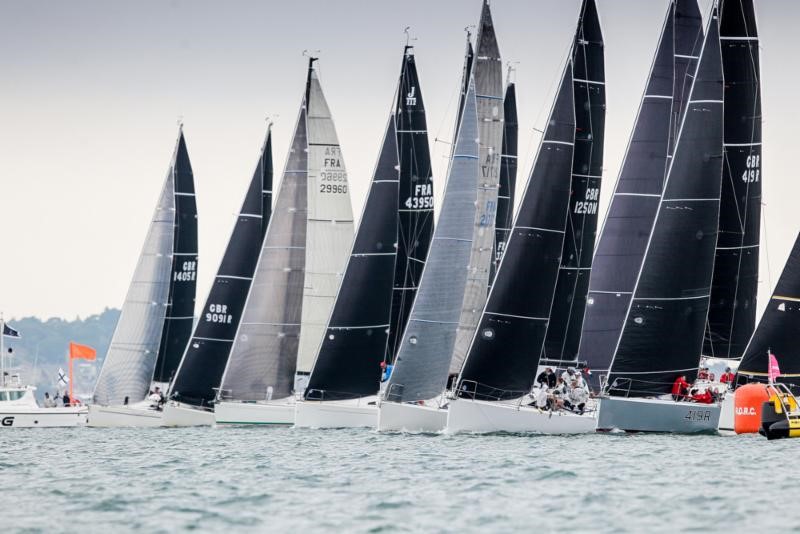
672, 375, 690, 401
536, 368, 556, 389
720, 367, 735, 387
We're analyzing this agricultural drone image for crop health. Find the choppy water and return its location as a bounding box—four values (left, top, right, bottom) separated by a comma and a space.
0, 426, 793, 532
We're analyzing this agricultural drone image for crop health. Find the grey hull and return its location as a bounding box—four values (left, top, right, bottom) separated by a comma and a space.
597, 396, 720, 434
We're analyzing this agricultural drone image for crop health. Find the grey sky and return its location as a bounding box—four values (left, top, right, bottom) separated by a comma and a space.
1, 0, 797, 319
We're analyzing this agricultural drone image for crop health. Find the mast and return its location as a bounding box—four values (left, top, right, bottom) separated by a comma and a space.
304, 51, 409, 401
93, 129, 190, 405
739, 232, 800, 379
458, 62, 575, 400
383, 77, 480, 403
578, 0, 703, 389
542, 0, 606, 364
606, 8, 724, 397
450, 0, 503, 373
386, 47, 435, 363
168, 127, 273, 407
489, 73, 518, 288
219, 71, 309, 402
703, 0, 762, 359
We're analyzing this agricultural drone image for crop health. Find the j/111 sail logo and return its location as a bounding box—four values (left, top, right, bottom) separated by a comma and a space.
406, 87, 417, 107
174, 260, 197, 282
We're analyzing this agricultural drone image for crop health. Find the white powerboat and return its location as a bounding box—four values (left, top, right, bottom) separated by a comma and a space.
0, 379, 86, 428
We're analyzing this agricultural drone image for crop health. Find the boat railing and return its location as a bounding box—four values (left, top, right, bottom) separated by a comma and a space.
384, 383, 405, 403
457, 380, 528, 405
304, 389, 376, 406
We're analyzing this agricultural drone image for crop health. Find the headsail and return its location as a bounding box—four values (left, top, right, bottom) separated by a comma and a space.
169, 127, 273, 407
384, 79, 480, 403
458, 63, 575, 400
219, 78, 308, 403
93, 129, 197, 405
489, 79, 518, 287
703, 0, 762, 359
606, 10, 723, 397
450, 0, 503, 373
579, 0, 703, 388
542, 0, 606, 364
739, 232, 800, 378
386, 49, 435, 363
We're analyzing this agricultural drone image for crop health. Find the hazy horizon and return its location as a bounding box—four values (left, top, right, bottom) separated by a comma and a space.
2, 0, 798, 321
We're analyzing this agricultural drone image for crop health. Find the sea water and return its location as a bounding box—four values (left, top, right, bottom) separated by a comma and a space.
0, 427, 791, 532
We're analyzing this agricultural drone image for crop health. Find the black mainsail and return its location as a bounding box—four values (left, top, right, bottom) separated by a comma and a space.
458, 64, 575, 400
542, 0, 606, 363
94, 128, 198, 405
489, 79, 518, 287
386, 49, 435, 364
703, 0, 762, 360
578, 0, 703, 388
738, 232, 800, 379
606, 9, 723, 396
169, 127, 273, 407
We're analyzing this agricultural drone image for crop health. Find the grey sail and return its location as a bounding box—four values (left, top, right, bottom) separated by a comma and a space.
219, 87, 309, 401
384, 79, 479, 403
94, 131, 188, 405
578, 0, 703, 388
451, 0, 504, 373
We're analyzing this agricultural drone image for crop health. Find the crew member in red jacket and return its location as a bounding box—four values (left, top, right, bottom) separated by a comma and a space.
690, 388, 713, 404
720, 367, 736, 386
672, 375, 690, 401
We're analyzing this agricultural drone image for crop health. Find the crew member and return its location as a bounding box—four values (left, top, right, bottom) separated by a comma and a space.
672, 375, 690, 401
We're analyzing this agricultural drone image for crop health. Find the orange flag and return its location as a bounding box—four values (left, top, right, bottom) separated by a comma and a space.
69, 342, 96, 360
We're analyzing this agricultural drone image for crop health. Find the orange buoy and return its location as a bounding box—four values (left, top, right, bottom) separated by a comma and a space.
734, 383, 771, 434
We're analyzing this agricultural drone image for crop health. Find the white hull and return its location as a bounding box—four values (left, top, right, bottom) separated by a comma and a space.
87, 404, 163, 427
214, 399, 295, 425
446, 397, 597, 434
295, 397, 377, 429
161, 402, 215, 427
718, 391, 735, 432
377, 401, 447, 432
0, 407, 87, 428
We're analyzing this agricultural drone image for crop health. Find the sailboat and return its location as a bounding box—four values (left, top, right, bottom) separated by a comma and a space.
376, 72, 479, 432
596, 5, 724, 434
161, 126, 274, 427
214, 58, 354, 425
447, 61, 585, 434
0, 319, 88, 428
295, 46, 434, 429
88, 127, 198, 427
449, 0, 504, 376
579, 0, 704, 391
489, 74, 518, 287
541, 0, 606, 366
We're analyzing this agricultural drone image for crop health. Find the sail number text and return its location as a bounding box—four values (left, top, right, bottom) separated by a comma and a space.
319, 147, 347, 194
174, 260, 197, 282
205, 303, 233, 324
404, 184, 433, 209
574, 187, 599, 215
742, 154, 760, 183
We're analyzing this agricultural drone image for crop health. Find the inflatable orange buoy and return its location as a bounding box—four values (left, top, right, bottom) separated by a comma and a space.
734, 383, 771, 434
